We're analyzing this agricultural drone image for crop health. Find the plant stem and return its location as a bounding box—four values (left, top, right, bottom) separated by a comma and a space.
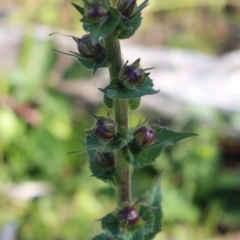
104, 33, 131, 205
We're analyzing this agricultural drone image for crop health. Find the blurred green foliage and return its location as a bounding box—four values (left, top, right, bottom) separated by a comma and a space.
1, 0, 240, 239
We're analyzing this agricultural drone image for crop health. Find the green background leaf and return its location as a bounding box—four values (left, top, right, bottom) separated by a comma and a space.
144, 177, 163, 240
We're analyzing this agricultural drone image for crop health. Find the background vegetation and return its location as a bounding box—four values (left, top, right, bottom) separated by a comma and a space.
0, 0, 240, 239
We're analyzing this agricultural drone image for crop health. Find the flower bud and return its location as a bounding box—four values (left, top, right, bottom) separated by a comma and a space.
119, 59, 150, 88
117, 0, 137, 18
77, 34, 104, 58
92, 116, 116, 141
133, 126, 155, 147
95, 150, 115, 168
82, 0, 109, 24
118, 206, 139, 226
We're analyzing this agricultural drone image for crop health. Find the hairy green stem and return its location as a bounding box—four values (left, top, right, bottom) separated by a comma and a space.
104, 33, 131, 205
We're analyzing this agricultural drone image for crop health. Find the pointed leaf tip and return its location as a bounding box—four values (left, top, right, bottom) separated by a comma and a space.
71, 2, 85, 15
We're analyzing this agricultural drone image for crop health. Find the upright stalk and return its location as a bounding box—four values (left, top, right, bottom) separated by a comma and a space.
104, 33, 131, 205
56, 0, 184, 237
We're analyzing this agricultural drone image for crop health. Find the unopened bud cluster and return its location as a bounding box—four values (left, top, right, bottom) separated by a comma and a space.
133, 126, 155, 147
92, 115, 116, 141
95, 150, 115, 168
81, 0, 109, 24
117, 0, 137, 18
77, 34, 104, 58
119, 59, 150, 89
118, 205, 140, 226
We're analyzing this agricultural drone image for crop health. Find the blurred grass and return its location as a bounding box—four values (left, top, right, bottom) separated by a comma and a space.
0, 0, 240, 239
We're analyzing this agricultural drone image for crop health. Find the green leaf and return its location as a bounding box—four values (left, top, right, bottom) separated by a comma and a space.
63, 60, 92, 80
132, 231, 145, 240
154, 126, 198, 143
118, 14, 142, 39
145, 177, 162, 207
128, 98, 141, 110
144, 177, 163, 240
113, 205, 154, 239
68, 51, 109, 73
92, 233, 111, 240
103, 95, 113, 108
99, 204, 156, 239
101, 212, 120, 236
92, 234, 123, 240
69, 129, 133, 155
87, 149, 117, 184
83, 7, 122, 44
123, 205, 155, 238
68, 51, 96, 69
100, 77, 159, 99
127, 127, 197, 168
87, 134, 126, 152
138, 205, 155, 235
71, 2, 84, 15
120, 231, 144, 240
93, 57, 109, 73
53, 50, 108, 73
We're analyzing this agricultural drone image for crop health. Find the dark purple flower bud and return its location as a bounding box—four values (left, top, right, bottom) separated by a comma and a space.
95, 150, 115, 168
118, 206, 139, 226
117, 0, 137, 18
81, 0, 109, 24
77, 34, 104, 58
119, 59, 150, 88
92, 116, 116, 141
133, 126, 155, 147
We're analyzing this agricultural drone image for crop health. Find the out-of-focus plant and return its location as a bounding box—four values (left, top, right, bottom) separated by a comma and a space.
0, 30, 102, 239
51, 0, 196, 239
